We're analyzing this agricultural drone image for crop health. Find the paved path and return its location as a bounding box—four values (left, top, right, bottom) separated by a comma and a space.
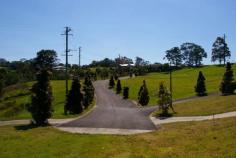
150, 111, 236, 125
59, 80, 157, 131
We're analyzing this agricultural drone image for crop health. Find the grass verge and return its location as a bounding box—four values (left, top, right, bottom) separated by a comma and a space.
0, 117, 236, 158
154, 94, 236, 117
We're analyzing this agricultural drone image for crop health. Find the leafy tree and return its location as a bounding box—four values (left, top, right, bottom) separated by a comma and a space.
135, 57, 149, 66
65, 77, 83, 114
220, 62, 235, 95
157, 82, 172, 116
109, 76, 115, 88
28, 70, 53, 125
195, 71, 207, 96
165, 47, 183, 66
212, 36, 230, 65
180, 43, 207, 66
89, 58, 117, 67
138, 80, 149, 106
116, 79, 122, 94
34, 50, 57, 71
83, 76, 94, 109
123, 87, 129, 99
115, 56, 133, 65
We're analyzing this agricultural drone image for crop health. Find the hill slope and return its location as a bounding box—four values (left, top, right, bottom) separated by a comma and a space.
121, 64, 236, 105
0, 80, 75, 120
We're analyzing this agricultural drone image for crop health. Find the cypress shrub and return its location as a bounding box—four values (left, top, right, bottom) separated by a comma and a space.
28, 70, 53, 125
138, 80, 149, 106
65, 77, 83, 114
123, 87, 129, 99
116, 79, 122, 94
195, 71, 207, 96
83, 76, 94, 109
220, 62, 235, 95
109, 76, 115, 89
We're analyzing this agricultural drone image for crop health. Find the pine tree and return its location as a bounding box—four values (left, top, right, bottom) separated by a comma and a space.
83, 76, 94, 109
195, 71, 207, 96
123, 87, 129, 99
109, 76, 115, 88
28, 70, 53, 125
65, 77, 83, 114
158, 82, 172, 116
220, 62, 235, 95
116, 79, 122, 94
138, 80, 149, 106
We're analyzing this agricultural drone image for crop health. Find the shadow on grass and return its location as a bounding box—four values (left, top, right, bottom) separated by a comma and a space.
14, 123, 51, 131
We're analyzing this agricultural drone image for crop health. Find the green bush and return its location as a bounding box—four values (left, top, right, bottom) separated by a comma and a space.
138, 80, 149, 106
195, 71, 207, 96
116, 79, 122, 94
28, 70, 53, 125
123, 87, 129, 99
65, 77, 83, 114
220, 62, 235, 95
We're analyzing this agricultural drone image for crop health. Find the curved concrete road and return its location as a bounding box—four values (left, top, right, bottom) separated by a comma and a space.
60, 80, 157, 130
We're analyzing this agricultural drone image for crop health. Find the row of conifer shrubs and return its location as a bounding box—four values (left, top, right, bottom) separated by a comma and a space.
65, 75, 94, 115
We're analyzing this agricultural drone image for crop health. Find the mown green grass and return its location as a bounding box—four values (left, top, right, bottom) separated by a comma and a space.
0, 80, 93, 120
121, 65, 236, 105
0, 117, 236, 158
154, 94, 236, 117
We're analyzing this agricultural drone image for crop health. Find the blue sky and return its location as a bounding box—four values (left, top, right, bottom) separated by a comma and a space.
0, 0, 236, 65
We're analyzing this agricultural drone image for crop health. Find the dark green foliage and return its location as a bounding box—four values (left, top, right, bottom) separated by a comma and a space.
89, 58, 117, 67
180, 43, 207, 66
114, 74, 118, 80
109, 76, 115, 88
123, 87, 129, 99
4, 71, 19, 86
0, 80, 4, 96
212, 36, 230, 65
83, 76, 94, 109
138, 80, 149, 106
65, 77, 83, 114
165, 47, 183, 66
0, 68, 6, 95
220, 62, 235, 95
158, 82, 172, 116
28, 70, 53, 125
35, 50, 57, 71
195, 71, 207, 96
116, 79, 122, 94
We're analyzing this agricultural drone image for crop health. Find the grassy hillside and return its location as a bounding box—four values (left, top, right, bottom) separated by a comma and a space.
121, 64, 236, 105
154, 94, 236, 117
0, 80, 89, 120
0, 117, 236, 158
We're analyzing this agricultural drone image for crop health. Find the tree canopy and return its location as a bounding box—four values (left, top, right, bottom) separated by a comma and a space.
165, 47, 183, 66
35, 50, 58, 70
212, 36, 230, 65
180, 43, 207, 66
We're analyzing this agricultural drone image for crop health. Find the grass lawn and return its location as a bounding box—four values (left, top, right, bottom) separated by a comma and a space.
0, 80, 94, 120
154, 94, 236, 117
0, 117, 236, 158
121, 64, 236, 105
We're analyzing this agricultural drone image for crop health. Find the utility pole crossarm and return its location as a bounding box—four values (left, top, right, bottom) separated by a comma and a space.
61, 27, 73, 97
